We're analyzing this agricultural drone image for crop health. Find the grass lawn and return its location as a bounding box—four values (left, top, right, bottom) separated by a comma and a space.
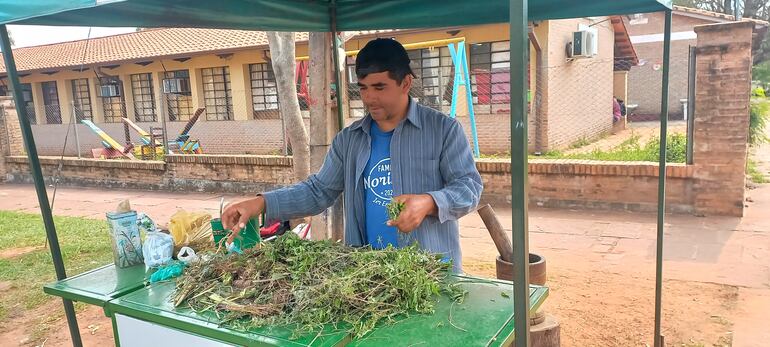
0, 211, 112, 339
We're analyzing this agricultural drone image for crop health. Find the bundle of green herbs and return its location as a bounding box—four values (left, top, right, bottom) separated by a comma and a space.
386, 200, 417, 246
172, 233, 464, 338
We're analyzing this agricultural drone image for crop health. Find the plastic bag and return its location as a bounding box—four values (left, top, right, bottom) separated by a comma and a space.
149, 261, 186, 283
137, 213, 158, 235
177, 246, 199, 264
142, 231, 175, 268
168, 210, 212, 246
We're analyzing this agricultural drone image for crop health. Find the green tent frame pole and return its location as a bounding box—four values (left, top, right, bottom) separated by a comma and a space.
510, 0, 530, 346
654, 10, 672, 347
0, 24, 83, 347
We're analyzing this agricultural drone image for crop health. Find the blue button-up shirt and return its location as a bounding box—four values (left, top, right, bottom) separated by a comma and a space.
262, 99, 483, 272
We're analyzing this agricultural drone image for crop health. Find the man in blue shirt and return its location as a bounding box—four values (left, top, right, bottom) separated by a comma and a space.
222, 38, 482, 272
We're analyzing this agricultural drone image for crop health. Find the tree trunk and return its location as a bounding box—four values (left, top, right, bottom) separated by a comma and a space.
267, 31, 310, 182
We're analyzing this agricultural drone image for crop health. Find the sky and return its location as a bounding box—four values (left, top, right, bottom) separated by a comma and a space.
7, 25, 136, 48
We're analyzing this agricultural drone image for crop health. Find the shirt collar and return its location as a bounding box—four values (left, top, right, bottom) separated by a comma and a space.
351, 98, 422, 133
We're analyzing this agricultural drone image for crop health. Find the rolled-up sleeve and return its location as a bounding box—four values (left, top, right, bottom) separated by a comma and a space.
262, 133, 345, 224
427, 120, 483, 223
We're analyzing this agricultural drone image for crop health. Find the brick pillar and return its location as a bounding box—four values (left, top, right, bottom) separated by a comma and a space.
692, 21, 754, 216
0, 96, 26, 181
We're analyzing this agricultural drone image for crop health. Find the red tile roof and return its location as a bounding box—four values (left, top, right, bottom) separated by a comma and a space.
674, 5, 769, 25
0, 28, 309, 74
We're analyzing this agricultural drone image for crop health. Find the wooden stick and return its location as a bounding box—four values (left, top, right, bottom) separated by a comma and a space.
477, 204, 514, 263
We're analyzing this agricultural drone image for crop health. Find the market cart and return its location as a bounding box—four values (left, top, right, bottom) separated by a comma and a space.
45, 264, 548, 347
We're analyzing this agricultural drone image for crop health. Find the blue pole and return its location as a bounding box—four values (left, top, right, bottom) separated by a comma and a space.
448, 43, 461, 119
460, 42, 481, 158
448, 42, 480, 157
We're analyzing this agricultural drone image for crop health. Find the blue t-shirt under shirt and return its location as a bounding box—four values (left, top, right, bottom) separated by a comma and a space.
363, 121, 398, 249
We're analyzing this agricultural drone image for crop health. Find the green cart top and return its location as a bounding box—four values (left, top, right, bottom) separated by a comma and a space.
43, 263, 149, 307
105, 275, 548, 347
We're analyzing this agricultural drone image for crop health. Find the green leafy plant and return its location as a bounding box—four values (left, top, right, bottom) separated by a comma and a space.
173, 233, 463, 339
386, 200, 406, 221
747, 159, 768, 184
750, 98, 770, 145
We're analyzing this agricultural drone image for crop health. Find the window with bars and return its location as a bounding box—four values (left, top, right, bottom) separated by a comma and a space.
469, 41, 515, 114
100, 77, 126, 123
0, 83, 37, 124
249, 63, 279, 119
20, 83, 36, 124
71, 78, 93, 121
407, 47, 454, 112
201, 66, 233, 121
345, 56, 366, 117
41, 81, 62, 124
162, 70, 193, 121
131, 73, 157, 122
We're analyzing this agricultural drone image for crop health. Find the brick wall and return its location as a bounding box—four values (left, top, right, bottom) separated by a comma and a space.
167, 155, 294, 192
625, 13, 715, 120
478, 159, 695, 213
628, 39, 693, 120
456, 114, 512, 155
4, 154, 294, 194
692, 21, 754, 217
5, 156, 167, 189
5, 155, 697, 214
544, 18, 615, 150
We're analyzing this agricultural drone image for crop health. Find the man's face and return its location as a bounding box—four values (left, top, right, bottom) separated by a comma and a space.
357, 71, 412, 121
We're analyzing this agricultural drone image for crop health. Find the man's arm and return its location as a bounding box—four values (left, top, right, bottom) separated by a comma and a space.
261, 133, 346, 224
426, 120, 483, 223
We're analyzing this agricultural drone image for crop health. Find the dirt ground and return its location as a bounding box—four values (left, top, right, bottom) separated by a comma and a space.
1, 245, 741, 347
0, 301, 115, 347
464, 257, 737, 347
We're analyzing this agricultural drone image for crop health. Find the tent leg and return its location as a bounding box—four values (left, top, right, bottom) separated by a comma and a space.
654, 10, 672, 347
509, 1, 531, 347
0, 25, 83, 347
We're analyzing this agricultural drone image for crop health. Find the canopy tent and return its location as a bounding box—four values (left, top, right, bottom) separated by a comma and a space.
1, 0, 671, 30
0, 1, 673, 347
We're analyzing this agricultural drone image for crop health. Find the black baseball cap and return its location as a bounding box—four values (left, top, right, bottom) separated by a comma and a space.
355, 38, 416, 83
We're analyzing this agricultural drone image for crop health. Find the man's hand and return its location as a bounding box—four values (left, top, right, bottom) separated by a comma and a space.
386, 194, 438, 233
221, 196, 265, 242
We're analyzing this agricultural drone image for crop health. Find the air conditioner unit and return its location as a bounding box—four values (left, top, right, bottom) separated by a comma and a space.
570, 28, 598, 58
100, 84, 121, 97
162, 78, 191, 94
